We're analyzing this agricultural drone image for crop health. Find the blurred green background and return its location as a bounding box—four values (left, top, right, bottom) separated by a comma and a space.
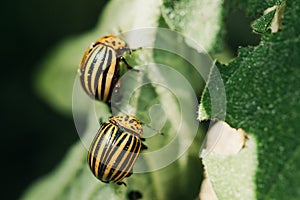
1, 1, 107, 199
0, 0, 260, 199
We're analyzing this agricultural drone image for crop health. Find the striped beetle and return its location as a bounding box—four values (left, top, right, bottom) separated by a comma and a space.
88, 114, 147, 186
79, 35, 135, 106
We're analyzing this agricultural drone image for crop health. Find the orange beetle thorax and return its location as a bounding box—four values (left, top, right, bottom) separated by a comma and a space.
110, 114, 143, 137
98, 35, 130, 56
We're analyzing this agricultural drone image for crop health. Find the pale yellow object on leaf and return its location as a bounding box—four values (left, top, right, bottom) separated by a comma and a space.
199, 121, 249, 200
201, 120, 247, 157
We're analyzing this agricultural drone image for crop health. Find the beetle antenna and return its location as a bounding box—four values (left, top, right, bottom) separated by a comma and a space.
145, 124, 164, 135
110, 104, 163, 135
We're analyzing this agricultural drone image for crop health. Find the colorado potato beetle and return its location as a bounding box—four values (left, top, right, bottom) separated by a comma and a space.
79, 35, 135, 105
88, 114, 147, 185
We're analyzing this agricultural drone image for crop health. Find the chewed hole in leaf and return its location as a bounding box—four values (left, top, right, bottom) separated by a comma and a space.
200, 120, 248, 157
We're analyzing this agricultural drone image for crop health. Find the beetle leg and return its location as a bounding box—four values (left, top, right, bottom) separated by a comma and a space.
126, 171, 133, 178
119, 56, 139, 72
117, 181, 127, 187
98, 118, 103, 125
141, 142, 148, 150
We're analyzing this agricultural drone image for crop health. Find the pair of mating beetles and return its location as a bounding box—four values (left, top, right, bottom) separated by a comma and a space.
79, 35, 146, 186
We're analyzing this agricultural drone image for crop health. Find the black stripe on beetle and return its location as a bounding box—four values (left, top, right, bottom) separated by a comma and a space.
88, 114, 147, 185
79, 35, 135, 106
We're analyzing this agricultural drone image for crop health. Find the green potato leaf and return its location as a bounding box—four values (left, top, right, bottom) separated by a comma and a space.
161, 0, 224, 52
199, 0, 300, 199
